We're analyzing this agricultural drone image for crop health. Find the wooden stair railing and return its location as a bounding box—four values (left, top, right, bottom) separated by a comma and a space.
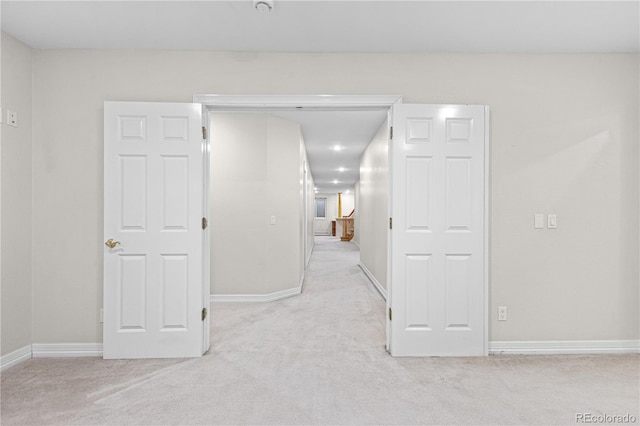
337, 210, 355, 241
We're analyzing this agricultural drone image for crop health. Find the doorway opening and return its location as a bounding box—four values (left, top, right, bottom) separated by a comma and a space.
199, 95, 399, 351
197, 95, 489, 357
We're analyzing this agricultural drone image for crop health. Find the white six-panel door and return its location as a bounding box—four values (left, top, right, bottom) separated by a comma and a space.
390, 104, 487, 356
103, 102, 206, 359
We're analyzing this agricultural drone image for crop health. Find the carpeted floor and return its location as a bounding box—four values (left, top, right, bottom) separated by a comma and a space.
1, 237, 638, 425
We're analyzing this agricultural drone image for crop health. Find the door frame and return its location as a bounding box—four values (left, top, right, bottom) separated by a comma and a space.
483, 106, 491, 356
193, 94, 489, 356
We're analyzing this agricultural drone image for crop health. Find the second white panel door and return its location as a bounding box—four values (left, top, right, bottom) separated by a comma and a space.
390, 104, 487, 356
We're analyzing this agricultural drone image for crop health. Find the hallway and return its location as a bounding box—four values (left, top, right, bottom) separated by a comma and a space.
1, 237, 637, 425
210, 236, 386, 354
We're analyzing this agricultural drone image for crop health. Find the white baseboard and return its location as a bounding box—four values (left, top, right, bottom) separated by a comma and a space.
210, 284, 303, 303
1, 343, 104, 370
2, 339, 637, 367
306, 246, 313, 268
32, 343, 103, 358
489, 340, 640, 355
358, 263, 387, 300
1, 345, 32, 371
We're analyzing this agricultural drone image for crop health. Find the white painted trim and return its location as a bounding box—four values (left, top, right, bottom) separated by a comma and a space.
32, 343, 103, 358
0, 345, 32, 371
358, 263, 387, 300
201, 105, 211, 354
299, 272, 305, 293
193, 94, 402, 110
489, 340, 640, 355
306, 243, 314, 268
385, 105, 398, 354
210, 284, 302, 303
483, 106, 491, 357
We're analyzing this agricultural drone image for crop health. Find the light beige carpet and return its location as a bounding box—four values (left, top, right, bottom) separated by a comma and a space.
1, 237, 638, 425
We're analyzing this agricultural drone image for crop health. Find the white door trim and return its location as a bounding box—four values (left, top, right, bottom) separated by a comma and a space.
193, 94, 402, 110
200, 104, 211, 354
483, 106, 491, 356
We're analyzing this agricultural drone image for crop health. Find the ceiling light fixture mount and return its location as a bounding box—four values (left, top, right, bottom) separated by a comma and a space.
254, 0, 274, 13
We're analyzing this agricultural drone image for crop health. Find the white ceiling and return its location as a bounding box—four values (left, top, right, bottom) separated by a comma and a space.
2, 0, 637, 193
270, 110, 388, 193
1, 1, 638, 53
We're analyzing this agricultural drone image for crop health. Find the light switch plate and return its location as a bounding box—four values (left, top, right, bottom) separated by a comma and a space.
498, 306, 507, 321
7, 110, 17, 127
548, 214, 557, 229
534, 214, 544, 229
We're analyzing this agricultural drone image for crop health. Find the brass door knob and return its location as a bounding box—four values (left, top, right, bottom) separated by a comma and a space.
105, 239, 121, 249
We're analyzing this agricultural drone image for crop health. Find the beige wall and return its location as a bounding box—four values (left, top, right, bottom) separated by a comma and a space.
210, 113, 303, 295
1, 33, 33, 355
341, 192, 355, 217
18, 48, 638, 344
302, 142, 315, 268
358, 121, 389, 292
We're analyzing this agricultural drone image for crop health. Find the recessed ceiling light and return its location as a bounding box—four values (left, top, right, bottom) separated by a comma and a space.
332, 145, 343, 151
333, 179, 339, 184
338, 167, 346, 172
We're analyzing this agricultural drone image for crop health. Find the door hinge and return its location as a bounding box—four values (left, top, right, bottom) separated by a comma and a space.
389, 217, 393, 229
201, 307, 208, 321
388, 308, 392, 321
202, 126, 207, 140
390, 126, 393, 140
202, 217, 208, 230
